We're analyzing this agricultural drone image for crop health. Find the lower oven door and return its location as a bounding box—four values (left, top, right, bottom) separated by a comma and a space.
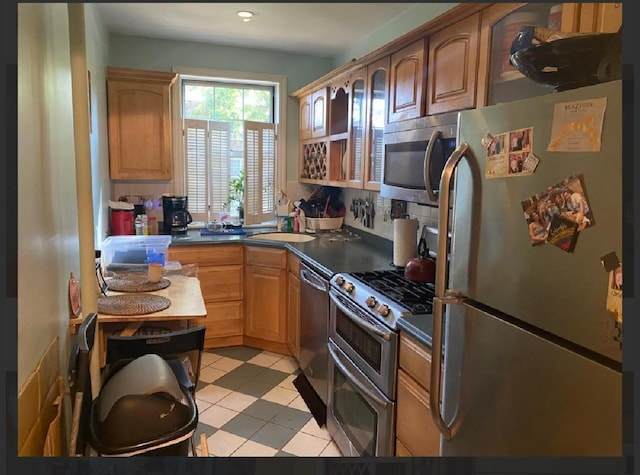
327, 338, 395, 457
329, 289, 398, 398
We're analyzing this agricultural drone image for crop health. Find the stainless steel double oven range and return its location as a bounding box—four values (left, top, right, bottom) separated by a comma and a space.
327, 270, 435, 456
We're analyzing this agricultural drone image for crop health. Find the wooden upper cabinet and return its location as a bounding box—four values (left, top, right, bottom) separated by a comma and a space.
388, 38, 427, 123
562, 3, 622, 33
363, 56, 389, 190
299, 94, 313, 140
426, 13, 481, 115
311, 88, 329, 138
299, 87, 329, 140
107, 67, 177, 180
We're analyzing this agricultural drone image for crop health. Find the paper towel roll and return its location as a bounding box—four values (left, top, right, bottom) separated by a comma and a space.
393, 218, 418, 267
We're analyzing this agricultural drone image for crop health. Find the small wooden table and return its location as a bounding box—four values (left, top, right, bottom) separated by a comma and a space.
69, 275, 207, 366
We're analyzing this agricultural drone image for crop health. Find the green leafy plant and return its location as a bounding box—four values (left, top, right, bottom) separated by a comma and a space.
227, 169, 245, 212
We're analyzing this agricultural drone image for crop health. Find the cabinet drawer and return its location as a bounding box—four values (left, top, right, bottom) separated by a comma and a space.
287, 252, 301, 276
168, 245, 243, 267
396, 368, 440, 456
203, 301, 243, 338
199, 265, 243, 302
245, 246, 287, 269
399, 332, 432, 391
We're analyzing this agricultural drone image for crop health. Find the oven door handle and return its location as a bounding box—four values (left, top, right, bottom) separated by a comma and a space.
424, 129, 442, 203
328, 341, 388, 409
330, 291, 391, 341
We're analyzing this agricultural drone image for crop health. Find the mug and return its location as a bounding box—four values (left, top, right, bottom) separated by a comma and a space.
148, 263, 163, 283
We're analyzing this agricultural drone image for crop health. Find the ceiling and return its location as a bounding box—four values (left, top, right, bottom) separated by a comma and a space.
95, 3, 418, 58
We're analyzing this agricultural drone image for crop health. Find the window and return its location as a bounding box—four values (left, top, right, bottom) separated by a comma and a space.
181, 78, 277, 225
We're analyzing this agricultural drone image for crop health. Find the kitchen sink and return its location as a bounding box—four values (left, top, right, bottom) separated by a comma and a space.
247, 232, 316, 243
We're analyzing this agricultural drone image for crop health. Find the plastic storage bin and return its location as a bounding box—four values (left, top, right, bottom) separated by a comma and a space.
305, 217, 344, 232
101, 235, 172, 272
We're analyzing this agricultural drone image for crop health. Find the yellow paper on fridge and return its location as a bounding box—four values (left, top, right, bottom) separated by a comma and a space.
547, 97, 607, 152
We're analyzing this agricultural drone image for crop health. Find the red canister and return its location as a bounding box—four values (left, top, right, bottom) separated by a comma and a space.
110, 209, 134, 235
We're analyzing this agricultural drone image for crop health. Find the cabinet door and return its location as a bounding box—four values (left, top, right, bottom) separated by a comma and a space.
287, 271, 300, 360
204, 300, 243, 339
245, 265, 287, 343
347, 67, 367, 188
388, 39, 427, 123
107, 68, 176, 180
562, 3, 622, 33
198, 265, 243, 302
312, 88, 329, 138
300, 94, 313, 141
396, 368, 441, 456
426, 13, 481, 115
364, 56, 389, 191
477, 3, 568, 107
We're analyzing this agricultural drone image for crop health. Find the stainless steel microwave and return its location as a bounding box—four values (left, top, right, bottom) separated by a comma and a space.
380, 112, 458, 205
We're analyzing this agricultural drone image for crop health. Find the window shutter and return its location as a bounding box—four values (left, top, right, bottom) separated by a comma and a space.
208, 121, 230, 214
184, 119, 208, 223
244, 121, 276, 225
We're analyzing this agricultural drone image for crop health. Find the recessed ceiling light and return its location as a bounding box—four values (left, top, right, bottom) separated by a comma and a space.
236, 10, 254, 22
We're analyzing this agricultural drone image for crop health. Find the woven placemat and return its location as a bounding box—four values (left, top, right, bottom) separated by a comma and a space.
97, 294, 171, 316
107, 275, 171, 293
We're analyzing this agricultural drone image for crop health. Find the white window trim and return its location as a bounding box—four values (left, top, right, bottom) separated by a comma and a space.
170, 66, 287, 204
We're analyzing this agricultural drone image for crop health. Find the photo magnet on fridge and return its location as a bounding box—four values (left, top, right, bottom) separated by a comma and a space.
546, 214, 579, 252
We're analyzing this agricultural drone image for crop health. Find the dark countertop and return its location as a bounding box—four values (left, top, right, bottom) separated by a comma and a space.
168, 226, 429, 344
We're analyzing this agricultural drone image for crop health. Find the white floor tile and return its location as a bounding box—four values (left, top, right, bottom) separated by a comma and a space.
210, 356, 243, 372
262, 386, 299, 406
247, 353, 282, 368
198, 404, 239, 428
196, 384, 233, 404
299, 418, 332, 440
270, 356, 299, 374
319, 441, 342, 456
195, 398, 213, 414
260, 350, 285, 358
287, 395, 310, 413
278, 374, 297, 391
199, 366, 227, 383
206, 430, 247, 457
231, 440, 278, 457
200, 352, 224, 366
217, 391, 257, 412
282, 431, 330, 457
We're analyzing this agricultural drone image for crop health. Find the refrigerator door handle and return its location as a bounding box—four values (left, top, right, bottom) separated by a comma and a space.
424, 129, 442, 203
431, 142, 471, 439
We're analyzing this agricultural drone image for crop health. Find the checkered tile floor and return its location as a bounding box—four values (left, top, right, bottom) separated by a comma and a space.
194, 346, 341, 457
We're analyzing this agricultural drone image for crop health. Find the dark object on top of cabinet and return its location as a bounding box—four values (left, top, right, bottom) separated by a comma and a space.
509, 26, 622, 92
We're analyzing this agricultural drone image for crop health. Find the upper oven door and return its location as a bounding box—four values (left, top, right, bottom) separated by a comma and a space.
380, 116, 457, 205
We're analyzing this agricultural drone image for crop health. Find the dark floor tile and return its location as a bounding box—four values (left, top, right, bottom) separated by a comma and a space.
254, 367, 289, 386
196, 380, 209, 392
208, 346, 262, 361
275, 450, 295, 457
220, 413, 267, 439
228, 362, 266, 380
242, 399, 286, 422
212, 371, 251, 391
250, 422, 296, 450
236, 379, 277, 398
270, 406, 313, 431
196, 421, 217, 439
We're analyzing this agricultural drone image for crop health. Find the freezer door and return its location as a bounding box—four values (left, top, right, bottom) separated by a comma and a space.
440, 300, 621, 456
451, 81, 622, 362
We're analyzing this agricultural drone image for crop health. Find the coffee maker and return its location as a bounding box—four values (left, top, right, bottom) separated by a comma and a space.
162, 196, 193, 235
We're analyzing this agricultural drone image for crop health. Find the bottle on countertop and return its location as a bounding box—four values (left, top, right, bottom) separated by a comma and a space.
134, 215, 144, 235
292, 211, 299, 233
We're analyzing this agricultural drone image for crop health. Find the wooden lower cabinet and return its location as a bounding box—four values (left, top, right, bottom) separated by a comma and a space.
244, 246, 289, 354
168, 244, 244, 348
286, 253, 301, 361
395, 332, 440, 456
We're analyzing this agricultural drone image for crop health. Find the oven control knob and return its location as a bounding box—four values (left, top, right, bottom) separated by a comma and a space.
365, 296, 377, 308
343, 282, 354, 294
378, 304, 391, 317
336, 276, 345, 287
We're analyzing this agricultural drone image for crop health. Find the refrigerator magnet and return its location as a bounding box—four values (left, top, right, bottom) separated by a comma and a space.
481, 132, 495, 150
486, 128, 534, 179
522, 153, 540, 173
606, 262, 622, 323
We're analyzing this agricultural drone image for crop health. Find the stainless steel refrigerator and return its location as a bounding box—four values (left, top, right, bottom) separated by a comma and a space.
431, 80, 622, 456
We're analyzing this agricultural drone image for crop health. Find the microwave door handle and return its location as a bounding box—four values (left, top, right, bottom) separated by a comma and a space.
330, 291, 391, 341
327, 342, 388, 409
431, 142, 471, 440
424, 130, 442, 203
